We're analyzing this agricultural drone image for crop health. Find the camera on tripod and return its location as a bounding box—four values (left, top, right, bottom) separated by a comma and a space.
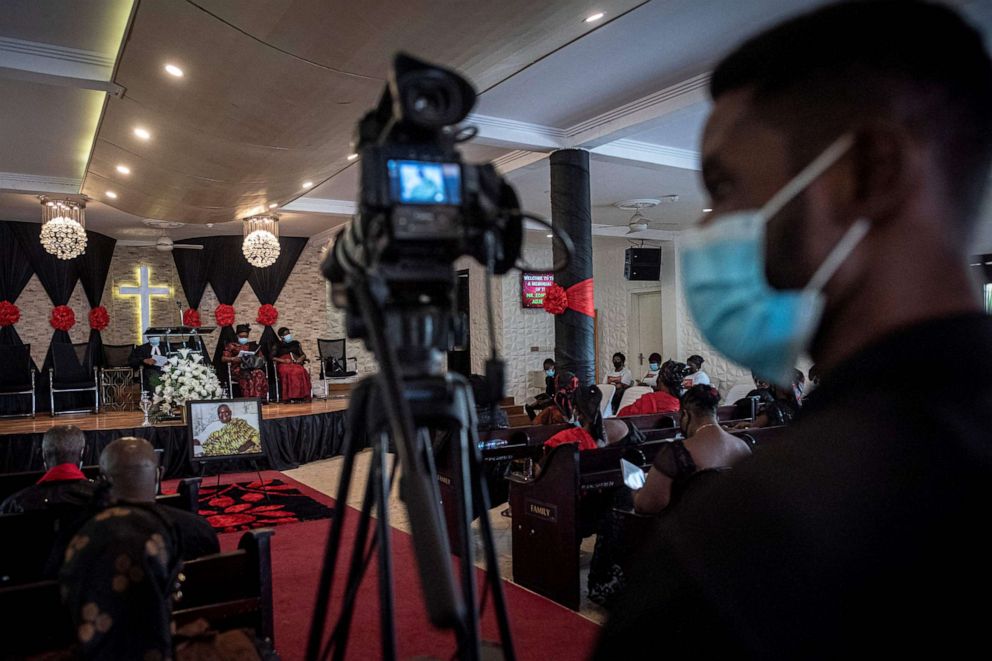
323, 53, 523, 377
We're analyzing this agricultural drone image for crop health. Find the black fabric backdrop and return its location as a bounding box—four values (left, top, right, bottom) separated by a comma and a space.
550, 149, 595, 387
173, 239, 217, 309
76, 232, 117, 369
247, 237, 308, 351
0, 223, 33, 348
0, 408, 350, 478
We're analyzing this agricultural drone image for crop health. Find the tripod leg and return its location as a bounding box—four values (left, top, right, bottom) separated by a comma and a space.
453, 426, 482, 661
374, 435, 398, 660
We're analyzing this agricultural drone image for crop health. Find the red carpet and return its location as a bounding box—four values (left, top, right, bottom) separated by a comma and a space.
214, 472, 601, 661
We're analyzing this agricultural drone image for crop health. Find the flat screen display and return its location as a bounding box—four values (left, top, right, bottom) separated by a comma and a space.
387, 159, 462, 205
521, 272, 554, 308
188, 398, 264, 462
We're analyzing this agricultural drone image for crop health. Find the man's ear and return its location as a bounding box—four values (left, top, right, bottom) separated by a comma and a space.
848, 123, 920, 227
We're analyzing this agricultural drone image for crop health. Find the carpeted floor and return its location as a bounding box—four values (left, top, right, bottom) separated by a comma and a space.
197, 478, 334, 533
217, 472, 601, 661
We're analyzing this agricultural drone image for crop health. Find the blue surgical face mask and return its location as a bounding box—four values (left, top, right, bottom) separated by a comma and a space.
149, 337, 160, 346
282, 334, 293, 343
238, 336, 249, 345
649, 362, 660, 371
681, 134, 871, 386
545, 369, 555, 378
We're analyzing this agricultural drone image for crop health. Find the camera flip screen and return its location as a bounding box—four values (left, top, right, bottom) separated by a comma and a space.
388, 160, 462, 205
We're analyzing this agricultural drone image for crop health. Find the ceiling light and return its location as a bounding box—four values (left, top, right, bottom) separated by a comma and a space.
302, 181, 313, 189
347, 153, 359, 161
243, 215, 281, 268
133, 127, 151, 140
584, 12, 605, 23
116, 164, 131, 175
546, 233, 553, 238
164, 63, 184, 77
703, 208, 713, 213
268, 203, 278, 209
106, 191, 118, 199
39, 197, 87, 260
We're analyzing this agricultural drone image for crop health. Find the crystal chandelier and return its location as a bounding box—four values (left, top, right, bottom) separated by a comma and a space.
39, 197, 87, 260
242, 214, 281, 268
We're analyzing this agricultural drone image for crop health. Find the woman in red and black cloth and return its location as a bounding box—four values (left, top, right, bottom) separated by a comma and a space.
271, 326, 312, 401
221, 324, 269, 400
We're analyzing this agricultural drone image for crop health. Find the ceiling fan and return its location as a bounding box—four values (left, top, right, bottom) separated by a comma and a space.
615, 198, 682, 235
131, 235, 204, 252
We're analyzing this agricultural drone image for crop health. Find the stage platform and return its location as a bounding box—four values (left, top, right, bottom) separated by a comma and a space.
0, 398, 352, 479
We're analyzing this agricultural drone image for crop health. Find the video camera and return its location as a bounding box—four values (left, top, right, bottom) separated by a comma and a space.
323, 53, 523, 377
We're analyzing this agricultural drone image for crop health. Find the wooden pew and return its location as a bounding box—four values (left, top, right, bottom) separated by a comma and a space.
0, 529, 274, 658
0, 478, 202, 587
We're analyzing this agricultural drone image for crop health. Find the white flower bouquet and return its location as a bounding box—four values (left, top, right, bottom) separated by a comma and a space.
153, 350, 225, 411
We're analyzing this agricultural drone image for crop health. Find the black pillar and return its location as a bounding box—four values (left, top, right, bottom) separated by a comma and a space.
550, 149, 595, 386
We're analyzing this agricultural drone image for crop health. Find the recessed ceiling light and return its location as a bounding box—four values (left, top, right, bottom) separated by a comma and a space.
106, 191, 118, 199
703, 208, 713, 213
584, 12, 605, 23
347, 153, 359, 161
164, 63, 184, 77
268, 203, 278, 209
546, 233, 553, 238
302, 181, 313, 189
133, 127, 151, 140
115, 164, 131, 175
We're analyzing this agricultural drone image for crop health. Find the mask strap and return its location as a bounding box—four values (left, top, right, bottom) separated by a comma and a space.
806, 217, 871, 292
761, 134, 855, 221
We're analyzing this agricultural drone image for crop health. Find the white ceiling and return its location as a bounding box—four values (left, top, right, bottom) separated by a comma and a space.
2, 0, 992, 253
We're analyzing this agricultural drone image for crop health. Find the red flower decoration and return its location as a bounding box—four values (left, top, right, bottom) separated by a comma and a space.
88, 305, 109, 331
256, 304, 279, 326
0, 300, 20, 327
543, 283, 568, 315
214, 304, 236, 327
183, 307, 202, 328
50, 305, 76, 331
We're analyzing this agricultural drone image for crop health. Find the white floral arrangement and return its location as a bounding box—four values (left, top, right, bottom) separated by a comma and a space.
153, 349, 225, 410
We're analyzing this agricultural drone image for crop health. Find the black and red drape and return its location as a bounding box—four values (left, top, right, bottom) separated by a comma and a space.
247, 237, 308, 351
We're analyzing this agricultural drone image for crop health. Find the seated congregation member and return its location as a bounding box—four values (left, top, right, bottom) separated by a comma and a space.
1, 424, 94, 513
271, 326, 312, 401
605, 352, 634, 412
127, 335, 169, 389
639, 352, 663, 387
534, 370, 579, 426
598, 4, 992, 656
617, 360, 686, 416
469, 374, 510, 431
634, 385, 751, 515
733, 376, 801, 429
682, 354, 710, 389
100, 437, 219, 560
544, 385, 634, 452
221, 323, 269, 400
524, 357, 556, 420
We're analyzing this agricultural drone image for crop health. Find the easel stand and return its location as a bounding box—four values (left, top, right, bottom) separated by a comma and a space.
306, 376, 515, 661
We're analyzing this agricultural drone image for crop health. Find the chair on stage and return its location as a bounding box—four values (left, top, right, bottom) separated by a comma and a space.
0, 344, 36, 418
49, 342, 99, 416
316, 338, 356, 399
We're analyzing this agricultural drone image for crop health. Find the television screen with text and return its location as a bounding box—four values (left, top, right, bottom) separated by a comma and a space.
521, 272, 554, 308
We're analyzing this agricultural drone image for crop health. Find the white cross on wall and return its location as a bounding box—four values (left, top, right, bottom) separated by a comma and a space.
117, 265, 171, 343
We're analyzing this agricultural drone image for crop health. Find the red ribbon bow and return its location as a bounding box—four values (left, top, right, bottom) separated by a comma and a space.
542, 279, 594, 317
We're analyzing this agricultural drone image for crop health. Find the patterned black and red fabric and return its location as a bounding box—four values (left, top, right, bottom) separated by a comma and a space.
196, 478, 333, 533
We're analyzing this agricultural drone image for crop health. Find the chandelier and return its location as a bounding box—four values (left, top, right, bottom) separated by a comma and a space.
39, 197, 87, 260
242, 214, 281, 268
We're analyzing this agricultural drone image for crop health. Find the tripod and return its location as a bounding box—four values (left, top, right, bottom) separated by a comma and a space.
306, 288, 515, 660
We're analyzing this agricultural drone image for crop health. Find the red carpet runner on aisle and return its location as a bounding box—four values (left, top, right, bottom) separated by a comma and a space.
215, 473, 601, 661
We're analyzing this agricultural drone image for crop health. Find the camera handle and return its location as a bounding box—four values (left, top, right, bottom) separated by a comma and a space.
306, 278, 515, 661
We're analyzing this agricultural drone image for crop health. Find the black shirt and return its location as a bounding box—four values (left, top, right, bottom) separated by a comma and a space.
0, 479, 96, 514
596, 314, 992, 659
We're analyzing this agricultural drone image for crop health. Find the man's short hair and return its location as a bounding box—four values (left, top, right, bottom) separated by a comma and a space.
711, 0, 992, 226
42, 425, 86, 467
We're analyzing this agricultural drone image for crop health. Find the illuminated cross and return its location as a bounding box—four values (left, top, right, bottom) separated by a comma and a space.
118, 266, 170, 343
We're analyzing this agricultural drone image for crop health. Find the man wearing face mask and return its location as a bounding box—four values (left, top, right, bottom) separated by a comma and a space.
597, 2, 992, 658
127, 333, 171, 390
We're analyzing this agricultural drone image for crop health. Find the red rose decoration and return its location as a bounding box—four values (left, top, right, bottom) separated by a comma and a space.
88, 305, 109, 331
183, 307, 202, 328
0, 300, 20, 327
543, 283, 568, 315
256, 304, 279, 326
50, 305, 76, 331
214, 304, 236, 327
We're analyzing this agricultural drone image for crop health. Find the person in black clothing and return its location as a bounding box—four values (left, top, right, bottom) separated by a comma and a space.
597, 2, 992, 658
99, 437, 219, 561
127, 335, 170, 390
1, 424, 94, 514
524, 358, 556, 420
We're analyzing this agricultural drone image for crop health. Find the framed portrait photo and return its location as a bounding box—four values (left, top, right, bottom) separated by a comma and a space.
187, 398, 264, 462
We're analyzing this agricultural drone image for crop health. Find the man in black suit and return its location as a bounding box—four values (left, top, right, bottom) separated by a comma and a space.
127, 335, 170, 390
0, 425, 94, 513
